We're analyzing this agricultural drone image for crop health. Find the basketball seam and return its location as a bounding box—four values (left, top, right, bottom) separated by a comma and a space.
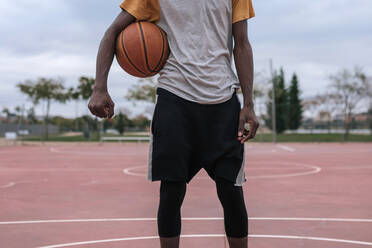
138, 22, 156, 74
121, 29, 147, 77
152, 27, 166, 72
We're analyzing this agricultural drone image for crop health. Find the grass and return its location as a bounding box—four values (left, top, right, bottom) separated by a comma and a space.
23, 133, 101, 142
253, 133, 372, 142
22, 132, 149, 142
21, 132, 372, 143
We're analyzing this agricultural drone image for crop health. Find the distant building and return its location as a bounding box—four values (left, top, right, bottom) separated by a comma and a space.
316, 111, 332, 122
354, 113, 368, 122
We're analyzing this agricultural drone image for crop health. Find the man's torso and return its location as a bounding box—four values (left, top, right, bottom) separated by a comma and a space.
156, 0, 239, 104
120, 0, 255, 103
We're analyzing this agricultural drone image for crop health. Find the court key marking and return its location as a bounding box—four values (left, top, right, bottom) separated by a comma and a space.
123, 162, 322, 180
2, 217, 371, 247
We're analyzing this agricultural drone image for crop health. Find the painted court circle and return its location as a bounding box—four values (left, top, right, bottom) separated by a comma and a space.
122, 161, 322, 180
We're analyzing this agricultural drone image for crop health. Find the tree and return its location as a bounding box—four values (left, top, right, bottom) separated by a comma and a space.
17, 77, 70, 139
368, 107, 372, 135
26, 107, 38, 124
328, 66, 370, 140
132, 114, 151, 130
115, 112, 128, 135
1, 108, 11, 123
302, 98, 320, 133
81, 115, 99, 137
103, 119, 113, 132
126, 78, 157, 104
367, 76, 372, 135
14, 106, 23, 124
73, 76, 95, 101
49, 116, 75, 132
288, 73, 303, 130
71, 76, 95, 130
265, 68, 288, 133
315, 93, 338, 133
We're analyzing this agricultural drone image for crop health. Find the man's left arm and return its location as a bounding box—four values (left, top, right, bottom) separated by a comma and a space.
233, 20, 259, 143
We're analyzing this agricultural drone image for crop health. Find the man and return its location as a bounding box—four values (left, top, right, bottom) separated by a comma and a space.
88, 0, 259, 247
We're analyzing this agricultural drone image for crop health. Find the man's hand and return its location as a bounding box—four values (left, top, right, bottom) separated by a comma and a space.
88, 88, 115, 119
238, 106, 259, 143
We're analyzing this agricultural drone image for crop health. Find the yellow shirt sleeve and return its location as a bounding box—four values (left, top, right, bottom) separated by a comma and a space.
120, 0, 160, 23
232, 0, 255, 24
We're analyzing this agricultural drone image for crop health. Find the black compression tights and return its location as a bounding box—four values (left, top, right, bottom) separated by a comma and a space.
215, 176, 248, 238
157, 177, 248, 238
157, 180, 187, 237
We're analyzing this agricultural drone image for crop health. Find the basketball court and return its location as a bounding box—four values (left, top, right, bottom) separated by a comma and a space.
1, 142, 372, 247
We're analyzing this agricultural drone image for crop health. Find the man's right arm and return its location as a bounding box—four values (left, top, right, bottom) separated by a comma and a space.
89, 10, 135, 118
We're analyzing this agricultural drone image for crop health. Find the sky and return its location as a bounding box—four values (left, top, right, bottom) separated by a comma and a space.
0, 0, 371, 118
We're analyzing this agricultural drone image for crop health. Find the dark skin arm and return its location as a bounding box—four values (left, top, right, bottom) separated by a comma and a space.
232, 20, 259, 143
88, 10, 135, 118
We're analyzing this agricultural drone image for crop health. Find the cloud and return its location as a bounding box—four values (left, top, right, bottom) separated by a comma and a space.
250, 0, 372, 101
1, 0, 371, 118
0, 49, 143, 118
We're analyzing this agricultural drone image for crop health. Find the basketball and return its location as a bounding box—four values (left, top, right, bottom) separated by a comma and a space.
115, 21, 170, 78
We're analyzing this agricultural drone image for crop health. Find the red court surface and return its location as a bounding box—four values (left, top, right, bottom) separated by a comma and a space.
1, 142, 372, 247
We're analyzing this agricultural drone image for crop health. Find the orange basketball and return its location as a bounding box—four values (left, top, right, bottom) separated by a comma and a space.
115, 21, 170, 78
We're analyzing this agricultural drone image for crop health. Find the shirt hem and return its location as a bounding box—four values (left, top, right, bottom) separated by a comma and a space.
232, 14, 255, 24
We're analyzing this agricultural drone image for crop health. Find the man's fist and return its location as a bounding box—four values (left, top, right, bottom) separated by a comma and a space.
88, 89, 115, 119
237, 106, 259, 143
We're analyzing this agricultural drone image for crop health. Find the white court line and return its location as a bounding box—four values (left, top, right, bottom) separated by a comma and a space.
123, 165, 147, 177
0, 167, 122, 172
37, 234, 372, 248
327, 165, 372, 170
80, 180, 99, 186
0, 165, 368, 173
0, 179, 48, 189
2, 217, 372, 225
247, 164, 321, 179
0, 182, 15, 188
123, 163, 322, 180
276, 144, 296, 152
49, 146, 372, 156
50, 147, 119, 156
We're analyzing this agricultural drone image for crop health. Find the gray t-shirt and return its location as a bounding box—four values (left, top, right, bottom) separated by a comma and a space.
120, 0, 255, 104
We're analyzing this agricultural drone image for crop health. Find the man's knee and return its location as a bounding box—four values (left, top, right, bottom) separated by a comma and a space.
160, 180, 187, 204
215, 176, 243, 201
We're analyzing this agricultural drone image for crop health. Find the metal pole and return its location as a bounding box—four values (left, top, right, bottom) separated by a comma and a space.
20, 104, 25, 145
269, 59, 277, 143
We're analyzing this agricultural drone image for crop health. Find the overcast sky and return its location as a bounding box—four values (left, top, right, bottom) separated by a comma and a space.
1, 0, 371, 118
